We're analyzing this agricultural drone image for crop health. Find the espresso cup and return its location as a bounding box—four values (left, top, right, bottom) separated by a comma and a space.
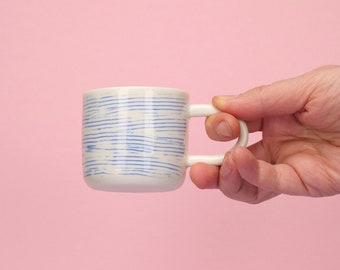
82, 87, 248, 192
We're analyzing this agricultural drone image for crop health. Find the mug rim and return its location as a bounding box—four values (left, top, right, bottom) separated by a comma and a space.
84, 86, 188, 95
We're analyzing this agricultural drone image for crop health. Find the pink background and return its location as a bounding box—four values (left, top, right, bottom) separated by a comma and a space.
1, 0, 340, 269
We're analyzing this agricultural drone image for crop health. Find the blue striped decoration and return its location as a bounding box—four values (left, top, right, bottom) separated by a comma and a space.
82, 93, 188, 180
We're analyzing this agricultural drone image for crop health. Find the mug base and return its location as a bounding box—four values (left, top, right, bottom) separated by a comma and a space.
84, 174, 185, 192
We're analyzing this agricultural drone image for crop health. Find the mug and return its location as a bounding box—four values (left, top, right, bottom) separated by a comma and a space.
82, 87, 248, 192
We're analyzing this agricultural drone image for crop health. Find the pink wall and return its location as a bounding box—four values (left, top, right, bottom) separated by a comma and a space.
1, 0, 340, 269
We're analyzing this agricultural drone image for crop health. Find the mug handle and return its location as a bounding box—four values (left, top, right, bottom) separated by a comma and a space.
186, 104, 249, 167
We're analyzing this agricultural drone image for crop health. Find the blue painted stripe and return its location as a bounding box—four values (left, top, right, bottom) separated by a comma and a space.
84, 155, 182, 164
84, 172, 109, 177
83, 125, 187, 133
83, 132, 184, 142
97, 96, 186, 104
83, 125, 187, 132
83, 139, 185, 148
83, 123, 187, 131
84, 160, 181, 170
95, 96, 186, 101
83, 144, 185, 154
83, 157, 182, 166
118, 172, 153, 177
103, 108, 186, 114
84, 142, 186, 154
84, 166, 182, 177
83, 119, 186, 129
83, 117, 124, 125
84, 117, 186, 125
83, 136, 185, 148
84, 98, 187, 110
84, 103, 185, 111
83, 133, 185, 144
83, 134, 184, 147
84, 162, 182, 175
84, 103, 186, 112
83, 108, 100, 115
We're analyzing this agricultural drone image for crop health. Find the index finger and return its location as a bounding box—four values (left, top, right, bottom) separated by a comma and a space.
213, 73, 311, 122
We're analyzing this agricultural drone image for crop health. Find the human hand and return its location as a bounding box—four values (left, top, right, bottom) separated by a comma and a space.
190, 65, 340, 203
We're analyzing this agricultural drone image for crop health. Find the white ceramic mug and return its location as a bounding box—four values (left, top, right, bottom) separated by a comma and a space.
82, 87, 248, 192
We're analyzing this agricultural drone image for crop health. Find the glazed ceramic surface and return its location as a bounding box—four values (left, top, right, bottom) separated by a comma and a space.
82, 87, 248, 192
83, 87, 189, 191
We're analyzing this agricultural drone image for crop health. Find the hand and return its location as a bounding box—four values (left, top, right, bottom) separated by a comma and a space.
190, 65, 340, 204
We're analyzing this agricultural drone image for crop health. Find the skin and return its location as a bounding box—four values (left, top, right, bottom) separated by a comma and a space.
190, 65, 340, 204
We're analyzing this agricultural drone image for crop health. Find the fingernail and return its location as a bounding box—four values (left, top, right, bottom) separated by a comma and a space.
220, 154, 233, 178
214, 95, 236, 99
213, 95, 235, 102
216, 121, 232, 137
221, 164, 232, 178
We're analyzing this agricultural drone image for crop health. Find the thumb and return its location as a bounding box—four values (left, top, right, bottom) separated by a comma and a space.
213, 74, 311, 121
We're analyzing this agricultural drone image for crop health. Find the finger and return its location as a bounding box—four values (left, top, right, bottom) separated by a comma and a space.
218, 142, 277, 203
218, 152, 260, 203
205, 113, 240, 141
190, 141, 279, 203
213, 73, 311, 122
190, 162, 219, 189
232, 146, 309, 196
206, 112, 264, 135
189, 139, 266, 191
